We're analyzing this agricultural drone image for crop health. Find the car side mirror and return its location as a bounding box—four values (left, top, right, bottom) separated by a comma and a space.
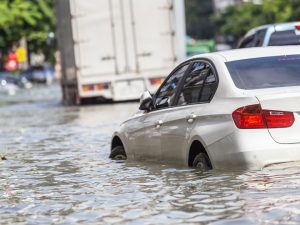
139, 91, 153, 111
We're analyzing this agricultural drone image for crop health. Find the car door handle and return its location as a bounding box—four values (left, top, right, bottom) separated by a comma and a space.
186, 114, 197, 123
155, 120, 163, 128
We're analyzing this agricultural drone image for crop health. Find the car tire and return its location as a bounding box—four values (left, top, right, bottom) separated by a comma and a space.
109, 146, 127, 160
192, 152, 210, 171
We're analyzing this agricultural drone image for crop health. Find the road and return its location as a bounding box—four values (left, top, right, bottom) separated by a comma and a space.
1, 84, 300, 224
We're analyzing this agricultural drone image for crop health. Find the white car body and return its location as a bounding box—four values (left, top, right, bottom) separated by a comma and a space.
111, 46, 300, 170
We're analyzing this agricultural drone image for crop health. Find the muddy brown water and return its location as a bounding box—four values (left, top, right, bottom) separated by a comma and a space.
1, 84, 300, 224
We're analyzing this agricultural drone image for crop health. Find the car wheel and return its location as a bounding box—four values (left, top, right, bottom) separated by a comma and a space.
192, 152, 210, 171
109, 146, 127, 160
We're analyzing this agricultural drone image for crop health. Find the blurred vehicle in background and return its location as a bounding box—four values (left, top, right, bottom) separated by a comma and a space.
21, 64, 55, 84
56, 0, 186, 105
238, 22, 300, 48
215, 43, 232, 52
0, 72, 32, 95
186, 36, 215, 56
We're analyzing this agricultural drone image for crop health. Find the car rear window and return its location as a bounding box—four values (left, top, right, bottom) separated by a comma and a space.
226, 54, 300, 90
269, 30, 300, 46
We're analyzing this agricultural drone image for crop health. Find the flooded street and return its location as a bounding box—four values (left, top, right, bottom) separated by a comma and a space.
1, 84, 300, 224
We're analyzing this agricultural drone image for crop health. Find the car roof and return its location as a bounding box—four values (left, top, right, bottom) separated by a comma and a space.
274, 21, 300, 31
245, 24, 273, 36
244, 21, 300, 36
190, 46, 300, 62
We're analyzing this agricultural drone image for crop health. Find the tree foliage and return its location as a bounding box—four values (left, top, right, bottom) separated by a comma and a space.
215, 0, 300, 40
0, 0, 55, 57
185, 0, 215, 39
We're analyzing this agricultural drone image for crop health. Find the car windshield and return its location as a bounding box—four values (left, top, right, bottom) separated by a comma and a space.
269, 30, 300, 46
226, 54, 300, 90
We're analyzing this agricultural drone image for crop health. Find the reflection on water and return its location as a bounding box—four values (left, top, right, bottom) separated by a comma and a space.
1, 84, 300, 224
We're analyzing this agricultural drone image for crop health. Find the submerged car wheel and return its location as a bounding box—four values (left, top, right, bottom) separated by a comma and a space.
192, 153, 211, 171
109, 146, 127, 160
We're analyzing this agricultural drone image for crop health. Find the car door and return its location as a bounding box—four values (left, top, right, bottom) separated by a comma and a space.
160, 61, 218, 165
125, 110, 166, 161
126, 63, 190, 161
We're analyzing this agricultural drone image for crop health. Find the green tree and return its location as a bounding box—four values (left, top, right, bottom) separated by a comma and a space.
214, 0, 300, 41
185, 0, 215, 39
0, 0, 55, 61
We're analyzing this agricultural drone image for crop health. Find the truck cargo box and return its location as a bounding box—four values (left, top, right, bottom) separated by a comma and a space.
56, 0, 186, 104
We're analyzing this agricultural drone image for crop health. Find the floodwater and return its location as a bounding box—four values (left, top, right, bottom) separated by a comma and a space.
1, 84, 300, 224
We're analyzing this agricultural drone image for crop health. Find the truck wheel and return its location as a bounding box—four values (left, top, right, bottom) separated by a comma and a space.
192, 152, 211, 171
109, 146, 127, 160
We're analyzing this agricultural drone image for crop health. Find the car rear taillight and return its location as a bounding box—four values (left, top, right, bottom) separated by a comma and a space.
232, 104, 265, 129
263, 110, 294, 128
295, 25, 300, 30
232, 104, 294, 129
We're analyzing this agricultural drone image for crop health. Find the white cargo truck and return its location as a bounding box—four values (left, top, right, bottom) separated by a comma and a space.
56, 0, 186, 104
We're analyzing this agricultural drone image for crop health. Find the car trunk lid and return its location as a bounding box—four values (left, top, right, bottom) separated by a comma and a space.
256, 92, 300, 144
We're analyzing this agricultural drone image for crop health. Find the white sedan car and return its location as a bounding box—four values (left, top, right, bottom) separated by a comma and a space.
110, 46, 300, 171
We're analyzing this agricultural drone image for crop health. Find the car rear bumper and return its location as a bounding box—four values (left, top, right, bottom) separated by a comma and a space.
207, 129, 300, 170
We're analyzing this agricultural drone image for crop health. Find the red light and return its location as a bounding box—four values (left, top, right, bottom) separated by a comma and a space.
232, 104, 294, 129
95, 83, 110, 90
232, 104, 265, 129
82, 83, 110, 92
149, 78, 163, 86
82, 84, 94, 92
263, 110, 294, 128
295, 25, 300, 30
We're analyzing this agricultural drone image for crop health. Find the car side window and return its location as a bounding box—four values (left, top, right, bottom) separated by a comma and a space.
268, 30, 300, 46
239, 29, 267, 48
154, 64, 189, 110
255, 28, 267, 46
239, 34, 255, 48
176, 61, 217, 106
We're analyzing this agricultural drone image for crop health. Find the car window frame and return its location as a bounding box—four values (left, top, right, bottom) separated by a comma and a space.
254, 28, 268, 47
238, 34, 255, 48
172, 58, 219, 107
151, 61, 194, 111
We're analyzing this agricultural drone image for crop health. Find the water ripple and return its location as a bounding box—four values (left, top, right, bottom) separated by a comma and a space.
1, 85, 300, 224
